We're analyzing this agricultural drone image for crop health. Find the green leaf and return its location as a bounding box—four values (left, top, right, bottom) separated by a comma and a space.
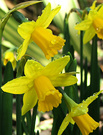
10, 1, 42, 12
2, 62, 14, 135
52, 101, 71, 135
89, 35, 100, 135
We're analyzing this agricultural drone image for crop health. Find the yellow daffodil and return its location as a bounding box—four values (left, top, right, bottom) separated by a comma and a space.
3, 51, 16, 70
17, 3, 65, 60
75, 1, 103, 44
58, 90, 103, 135
1, 56, 77, 115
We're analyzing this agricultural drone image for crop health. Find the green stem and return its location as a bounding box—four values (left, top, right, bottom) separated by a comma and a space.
1, 62, 14, 135
16, 95, 22, 135
63, 14, 70, 55
84, 57, 87, 92
0, 20, 3, 135
89, 35, 100, 135
37, 130, 39, 135
25, 111, 31, 133
0, 40, 2, 135
80, 31, 83, 101
30, 104, 37, 135
16, 57, 28, 135
59, 88, 77, 110
0, 12, 12, 134
21, 116, 28, 135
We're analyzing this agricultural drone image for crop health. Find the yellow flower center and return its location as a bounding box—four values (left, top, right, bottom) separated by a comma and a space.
34, 75, 62, 112
73, 113, 99, 135
31, 27, 65, 59
93, 17, 103, 39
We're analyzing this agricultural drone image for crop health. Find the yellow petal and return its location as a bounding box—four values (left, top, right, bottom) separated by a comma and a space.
38, 89, 62, 112
18, 21, 35, 39
22, 87, 38, 115
50, 73, 78, 87
88, 10, 97, 20
71, 103, 88, 117
63, 92, 87, 117
35, 3, 61, 28
31, 27, 65, 59
97, 30, 103, 39
73, 113, 99, 135
82, 90, 103, 107
34, 75, 62, 112
92, 16, 103, 39
58, 113, 74, 135
17, 37, 31, 60
4, 52, 14, 63
42, 56, 70, 77
75, 20, 92, 30
90, 0, 97, 10
35, 3, 51, 28
1, 76, 33, 94
58, 90, 102, 135
83, 26, 95, 44
12, 58, 16, 70
3, 51, 16, 70
42, 5, 61, 28
97, 5, 103, 16
71, 90, 103, 117
24, 59, 44, 78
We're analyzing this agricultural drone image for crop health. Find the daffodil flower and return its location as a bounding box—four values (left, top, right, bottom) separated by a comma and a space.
75, 0, 103, 44
17, 3, 65, 60
1, 56, 77, 115
58, 90, 103, 135
3, 51, 16, 70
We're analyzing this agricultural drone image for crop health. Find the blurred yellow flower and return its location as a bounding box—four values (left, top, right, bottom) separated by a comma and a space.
1, 56, 77, 115
75, 1, 103, 44
17, 3, 65, 60
3, 51, 16, 70
58, 90, 103, 135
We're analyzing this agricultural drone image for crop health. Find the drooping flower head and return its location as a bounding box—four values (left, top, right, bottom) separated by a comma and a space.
17, 3, 65, 60
3, 51, 16, 70
1, 56, 77, 115
58, 90, 103, 135
75, 0, 103, 44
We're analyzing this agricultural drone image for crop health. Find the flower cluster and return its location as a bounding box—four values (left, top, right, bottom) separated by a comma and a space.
1, 2, 102, 135
58, 90, 103, 135
17, 3, 65, 60
75, 0, 103, 44
2, 56, 77, 115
